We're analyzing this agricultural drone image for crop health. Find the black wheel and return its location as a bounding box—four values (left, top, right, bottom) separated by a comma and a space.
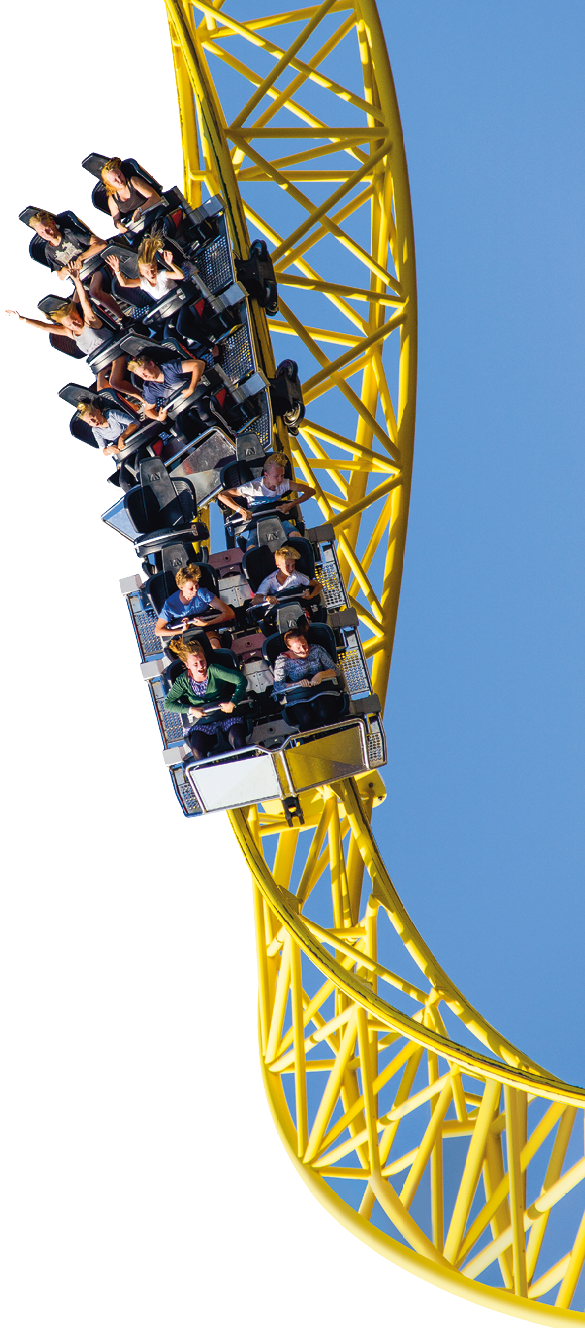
250, 238, 269, 260
283, 401, 304, 434
264, 281, 278, 315
276, 358, 299, 381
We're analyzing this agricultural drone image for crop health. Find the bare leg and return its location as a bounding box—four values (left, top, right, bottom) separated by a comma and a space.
89, 271, 124, 320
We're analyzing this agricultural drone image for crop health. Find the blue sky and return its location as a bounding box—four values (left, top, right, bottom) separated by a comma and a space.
375, 1, 585, 1085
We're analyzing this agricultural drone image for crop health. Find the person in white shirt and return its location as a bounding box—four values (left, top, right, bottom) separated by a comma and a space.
219, 453, 315, 548
251, 545, 321, 607
106, 234, 190, 304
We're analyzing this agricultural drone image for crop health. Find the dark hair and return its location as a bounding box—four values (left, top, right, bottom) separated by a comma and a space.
283, 626, 308, 648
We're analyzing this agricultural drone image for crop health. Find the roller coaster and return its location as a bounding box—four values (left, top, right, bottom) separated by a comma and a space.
17, 0, 584, 1319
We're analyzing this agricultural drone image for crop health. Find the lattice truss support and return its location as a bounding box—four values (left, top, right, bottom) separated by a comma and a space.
232, 781, 585, 1320
163, 0, 585, 1317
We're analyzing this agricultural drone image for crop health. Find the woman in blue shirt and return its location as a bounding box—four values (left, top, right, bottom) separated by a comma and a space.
273, 625, 344, 733
154, 563, 235, 640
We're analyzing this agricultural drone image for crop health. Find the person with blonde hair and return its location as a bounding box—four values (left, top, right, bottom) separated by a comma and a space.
27, 209, 121, 320
5, 269, 133, 393
164, 637, 247, 762
251, 544, 321, 608
100, 158, 161, 233
106, 234, 189, 303
219, 453, 315, 548
154, 563, 235, 639
125, 351, 205, 422
77, 398, 140, 457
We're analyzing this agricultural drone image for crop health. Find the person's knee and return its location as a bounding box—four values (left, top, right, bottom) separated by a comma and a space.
228, 723, 246, 750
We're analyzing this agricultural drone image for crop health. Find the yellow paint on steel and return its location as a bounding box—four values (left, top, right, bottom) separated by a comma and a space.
164, 0, 585, 1316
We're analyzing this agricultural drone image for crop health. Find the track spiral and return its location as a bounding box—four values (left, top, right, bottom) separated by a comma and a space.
164, 0, 585, 1318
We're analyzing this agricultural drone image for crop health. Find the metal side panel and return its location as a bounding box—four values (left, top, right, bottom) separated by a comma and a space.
125, 591, 163, 664
148, 677, 185, 749
219, 319, 255, 385
365, 715, 386, 768
191, 214, 235, 295
278, 722, 368, 796
169, 764, 203, 817
338, 627, 373, 699
187, 750, 282, 812
316, 542, 348, 610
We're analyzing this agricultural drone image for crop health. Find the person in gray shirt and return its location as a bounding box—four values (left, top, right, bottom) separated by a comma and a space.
76, 400, 139, 456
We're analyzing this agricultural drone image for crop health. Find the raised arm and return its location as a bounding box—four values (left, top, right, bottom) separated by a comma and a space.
105, 253, 141, 289
5, 309, 56, 334
70, 270, 102, 328
160, 248, 186, 282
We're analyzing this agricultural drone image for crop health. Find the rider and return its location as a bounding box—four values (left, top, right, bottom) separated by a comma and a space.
154, 564, 235, 640
164, 637, 247, 762
219, 453, 315, 548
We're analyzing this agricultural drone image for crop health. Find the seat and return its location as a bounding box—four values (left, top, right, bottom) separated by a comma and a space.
242, 536, 324, 633
20, 208, 92, 269
83, 155, 163, 217
119, 333, 211, 431
61, 383, 166, 490
82, 154, 163, 191
218, 454, 302, 549
101, 457, 208, 574
262, 623, 348, 728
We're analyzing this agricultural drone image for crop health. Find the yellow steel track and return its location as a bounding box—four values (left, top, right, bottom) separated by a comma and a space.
164, 0, 585, 1318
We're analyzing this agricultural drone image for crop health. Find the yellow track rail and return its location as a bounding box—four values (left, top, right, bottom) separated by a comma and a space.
164, 1, 585, 1317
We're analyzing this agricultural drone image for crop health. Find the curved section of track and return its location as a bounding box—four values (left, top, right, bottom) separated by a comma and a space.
164, 0, 585, 1317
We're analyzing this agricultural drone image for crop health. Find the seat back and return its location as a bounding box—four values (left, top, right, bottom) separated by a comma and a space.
178, 635, 241, 678
219, 459, 254, 492
82, 153, 162, 192
236, 431, 265, 464
28, 233, 49, 267
70, 417, 99, 449
49, 332, 84, 359
59, 382, 101, 410
119, 333, 185, 363
137, 458, 197, 532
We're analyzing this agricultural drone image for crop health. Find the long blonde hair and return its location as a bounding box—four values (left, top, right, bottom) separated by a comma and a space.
170, 637, 207, 665
49, 301, 78, 325
137, 233, 165, 271
101, 157, 126, 196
